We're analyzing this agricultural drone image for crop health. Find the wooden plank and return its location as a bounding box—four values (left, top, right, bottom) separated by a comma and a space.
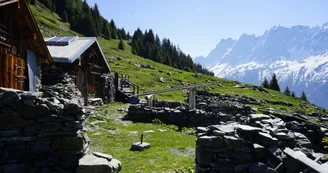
9, 55, 15, 88
13, 56, 17, 89
18, 57, 25, 90
3, 54, 9, 88
0, 52, 3, 87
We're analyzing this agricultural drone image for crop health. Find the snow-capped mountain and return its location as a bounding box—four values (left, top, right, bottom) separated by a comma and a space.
197, 23, 328, 108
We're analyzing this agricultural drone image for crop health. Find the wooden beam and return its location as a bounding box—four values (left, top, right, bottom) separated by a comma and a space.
188, 88, 196, 109
90, 71, 101, 75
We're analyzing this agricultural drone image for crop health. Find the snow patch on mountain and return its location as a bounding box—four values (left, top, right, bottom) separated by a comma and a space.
197, 23, 328, 108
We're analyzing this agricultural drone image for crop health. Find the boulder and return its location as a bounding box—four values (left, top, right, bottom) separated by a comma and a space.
77, 154, 116, 173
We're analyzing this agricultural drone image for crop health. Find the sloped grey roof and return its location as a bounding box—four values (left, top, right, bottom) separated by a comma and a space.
45, 37, 110, 72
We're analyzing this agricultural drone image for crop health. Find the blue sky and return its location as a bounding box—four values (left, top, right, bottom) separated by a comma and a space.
87, 0, 327, 57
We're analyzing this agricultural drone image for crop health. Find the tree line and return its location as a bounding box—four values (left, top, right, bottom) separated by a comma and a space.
130, 28, 214, 75
36, 0, 128, 40
261, 74, 308, 101
30, 0, 213, 76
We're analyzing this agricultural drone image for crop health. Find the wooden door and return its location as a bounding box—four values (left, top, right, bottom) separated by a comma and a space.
1, 54, 25, 90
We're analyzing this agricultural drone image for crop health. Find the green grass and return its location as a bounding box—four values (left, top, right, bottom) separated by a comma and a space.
29, 2, 79, 37
87, 103, 195, 173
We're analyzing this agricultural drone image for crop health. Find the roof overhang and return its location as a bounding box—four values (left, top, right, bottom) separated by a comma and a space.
0, 0, 18, 7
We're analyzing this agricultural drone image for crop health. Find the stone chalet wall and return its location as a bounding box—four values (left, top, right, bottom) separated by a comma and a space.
0, 72, 121, 173
42, 63, 116, 104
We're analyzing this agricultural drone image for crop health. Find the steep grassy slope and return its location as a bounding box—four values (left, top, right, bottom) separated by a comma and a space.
29, 2, 79, 37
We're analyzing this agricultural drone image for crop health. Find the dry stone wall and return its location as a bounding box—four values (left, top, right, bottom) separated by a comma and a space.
127, 97, 252, 127
195, 115, 328, 173
0, 71, 121, 173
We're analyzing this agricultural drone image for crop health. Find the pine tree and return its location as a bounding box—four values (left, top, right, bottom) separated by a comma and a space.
291, 92, 295, 98
83, 15, 97, 36
109, 19, 117, 39
261, 78, 269, 88
269, 74, 280, 91
52, 3, 56, 12
62, 11, 68, 23
43, 0, 52, 10
283, 86, 291, 96
300, 91, 308, 101
118, 39, 124, 50
92, 3, 102, 36
103, 22, 111, 40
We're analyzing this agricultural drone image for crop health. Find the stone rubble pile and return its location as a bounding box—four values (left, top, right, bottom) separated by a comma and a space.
196, 113, 328, 173
0, 72, 121, 173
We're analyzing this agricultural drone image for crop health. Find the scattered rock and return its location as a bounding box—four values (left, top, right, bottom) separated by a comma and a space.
130, 142, 151, 151
159, 77, 164, 83
143, 130, 154, 133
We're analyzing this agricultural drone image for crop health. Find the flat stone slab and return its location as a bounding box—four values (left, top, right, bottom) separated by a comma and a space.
130, 142, 151, 151
143, 130, 154, 133
237, 124, 263, 133
250, 114, 271, 121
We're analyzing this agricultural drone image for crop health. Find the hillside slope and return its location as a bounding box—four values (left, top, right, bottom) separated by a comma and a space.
30, 2, 325, 115
29, 2, 328, 172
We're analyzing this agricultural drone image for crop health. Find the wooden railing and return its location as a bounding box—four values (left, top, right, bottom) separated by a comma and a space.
114, 71, 139, 96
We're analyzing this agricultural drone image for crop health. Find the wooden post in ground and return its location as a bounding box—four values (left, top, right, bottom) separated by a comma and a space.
188, 88, 196, 109
114, 72, 119, 100
137, 85, 140, 94
145, 94, 154, 108
83, 57, 89, 106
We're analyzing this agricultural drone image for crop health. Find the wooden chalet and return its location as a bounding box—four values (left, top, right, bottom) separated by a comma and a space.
45, 36, 112, 104
0, 0, 52, 92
